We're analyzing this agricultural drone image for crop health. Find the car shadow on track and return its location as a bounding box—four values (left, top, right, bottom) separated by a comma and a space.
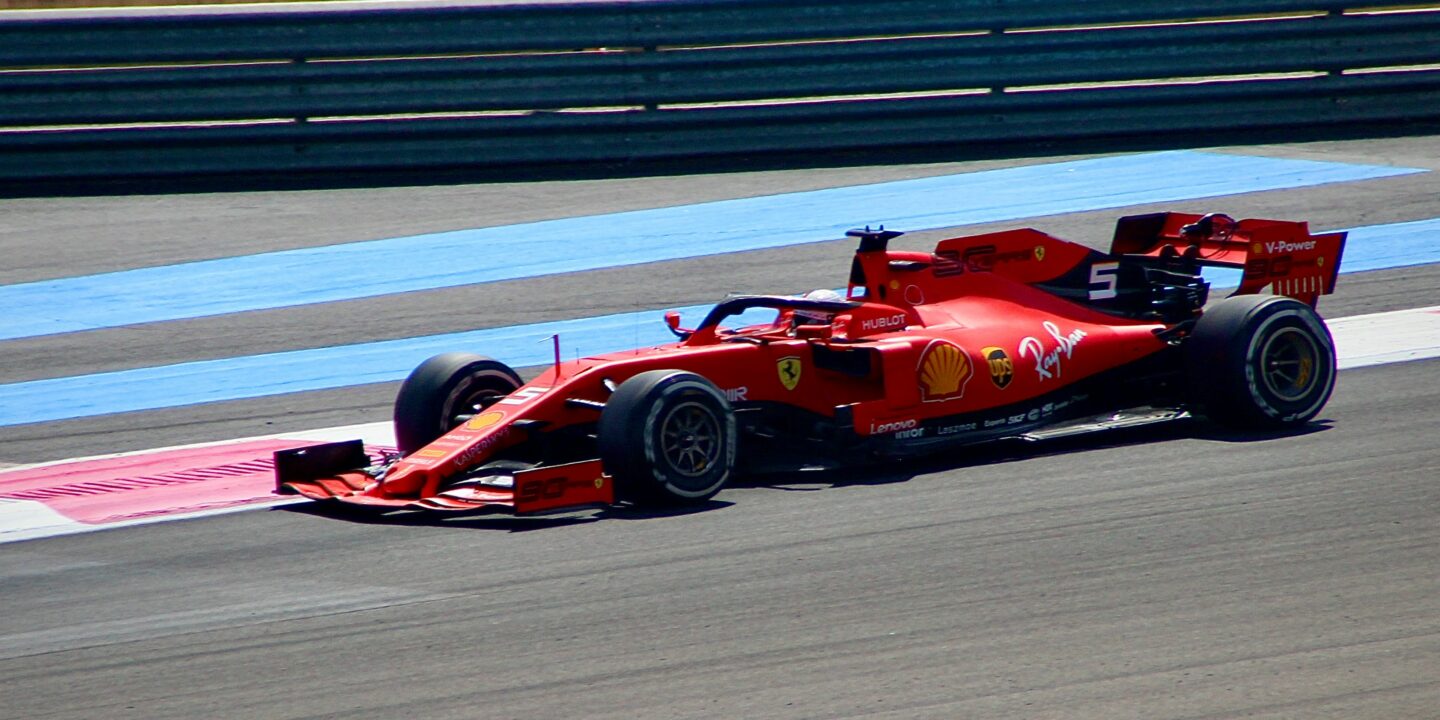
275, 495, 736, 532
274, 417, 1331, 531
1187, 418, 1334, 443
743, 416, 1335, 492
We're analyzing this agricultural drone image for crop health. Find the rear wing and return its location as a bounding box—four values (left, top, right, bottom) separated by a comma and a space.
1111, 212, 1346, 307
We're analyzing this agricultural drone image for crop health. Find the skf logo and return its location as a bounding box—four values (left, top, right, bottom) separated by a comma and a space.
981, 346, 1013, 389
464, 411, 505, 430
777, 356, 802, 391
917, 340, 973, 402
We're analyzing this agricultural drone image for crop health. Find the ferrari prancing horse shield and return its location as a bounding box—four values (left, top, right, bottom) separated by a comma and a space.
777, 356, 802, 391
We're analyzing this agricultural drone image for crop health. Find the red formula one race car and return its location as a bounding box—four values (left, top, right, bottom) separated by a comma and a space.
277, 212, 1344, 515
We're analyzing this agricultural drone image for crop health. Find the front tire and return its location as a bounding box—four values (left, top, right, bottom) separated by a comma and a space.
1186, 295, 1336, 429
599, 370, 736, 506
394, 353, 522, 455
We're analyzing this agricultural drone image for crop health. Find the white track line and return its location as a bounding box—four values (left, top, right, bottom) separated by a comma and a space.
1331, 305, 1440, 369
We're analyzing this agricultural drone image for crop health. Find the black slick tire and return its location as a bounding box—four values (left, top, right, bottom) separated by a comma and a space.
394, 353, 522, 455
599, 370, 736, 506
1185, 295, 1336, 429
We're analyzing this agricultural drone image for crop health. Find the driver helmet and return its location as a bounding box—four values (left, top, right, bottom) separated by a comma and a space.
795, 288, 843, 324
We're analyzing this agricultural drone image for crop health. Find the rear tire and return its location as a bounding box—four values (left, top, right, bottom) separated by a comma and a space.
599, 370, 736, 506
394, 353, 522, 455
1186, 295, 1335, 429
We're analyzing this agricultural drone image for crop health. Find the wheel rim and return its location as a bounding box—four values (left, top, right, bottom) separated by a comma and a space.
659, 401, 722, 479
1260, 326, 1320, 402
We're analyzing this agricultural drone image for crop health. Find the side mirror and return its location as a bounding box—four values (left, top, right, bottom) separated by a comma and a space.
664, 311, 693, 339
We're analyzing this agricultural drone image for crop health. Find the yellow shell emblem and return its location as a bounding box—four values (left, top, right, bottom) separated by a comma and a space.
777, 356, 802, 391
464, 410, 505, 431
917, 340, 973, 402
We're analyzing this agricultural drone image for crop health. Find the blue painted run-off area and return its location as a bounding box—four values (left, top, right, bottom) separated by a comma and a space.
1, 216, 1437, 428
0, 150, 1422, 341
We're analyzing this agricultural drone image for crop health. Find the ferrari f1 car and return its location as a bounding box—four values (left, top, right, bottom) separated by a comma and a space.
276, 211, 1344, 514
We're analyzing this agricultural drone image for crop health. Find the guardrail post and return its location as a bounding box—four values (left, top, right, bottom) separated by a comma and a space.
988, 28, 1005, 94
293, 56, 310, 123
642, 45, 658, 111
1325, 7, 1344, 77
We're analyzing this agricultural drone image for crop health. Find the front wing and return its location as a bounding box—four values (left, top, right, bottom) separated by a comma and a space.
275, 441, 615, 514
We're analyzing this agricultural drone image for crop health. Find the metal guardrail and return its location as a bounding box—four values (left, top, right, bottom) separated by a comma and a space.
2, 0, 1439, 188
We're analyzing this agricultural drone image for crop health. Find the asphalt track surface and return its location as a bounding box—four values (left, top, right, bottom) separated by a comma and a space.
2, 136, 1438, 719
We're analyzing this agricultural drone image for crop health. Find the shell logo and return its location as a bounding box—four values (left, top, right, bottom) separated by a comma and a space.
917, 339, 973, 402
464, 410, 505, 431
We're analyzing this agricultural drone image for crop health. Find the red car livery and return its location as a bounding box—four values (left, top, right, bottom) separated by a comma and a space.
277, 211, 1344, 516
